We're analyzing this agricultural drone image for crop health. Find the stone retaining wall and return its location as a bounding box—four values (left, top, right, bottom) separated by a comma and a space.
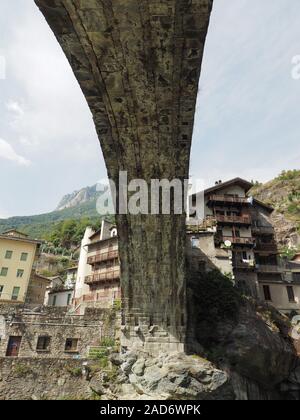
0, 358, 92, 400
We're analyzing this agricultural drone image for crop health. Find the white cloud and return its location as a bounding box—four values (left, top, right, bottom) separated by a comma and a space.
0, 138, 31, 166
5, 6, 99, 160
19, 136, 39, 147
6, 100, 24, 116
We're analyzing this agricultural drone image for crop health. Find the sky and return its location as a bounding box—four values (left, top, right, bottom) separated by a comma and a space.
0, 0, 300, 218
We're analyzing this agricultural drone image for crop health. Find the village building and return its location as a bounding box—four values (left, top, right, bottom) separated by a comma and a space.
0, 305, 115, 359
0, 230, 43, 303
26, 273, 51, 306
74, 221, 120, 314
43, 266, 78, 307
189, 178, 300, 315
43, 275, 64, 306
268, 256, 300, 315
47, 287, 74, 307
72, 178, 300, 317
65, 265, 78, 287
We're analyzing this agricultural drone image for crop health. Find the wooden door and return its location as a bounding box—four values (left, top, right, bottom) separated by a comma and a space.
6, 336, 22, 357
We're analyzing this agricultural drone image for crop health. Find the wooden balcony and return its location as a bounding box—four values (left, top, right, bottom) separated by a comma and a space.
87, 250, 119, 265
216, 214, 252, 225
256, 265, 283, 273
254, 242, 278, 253
85, 268, 120, 285
252, 225, 274, 235
222, 236, 255, 246
208, 195, 249, 205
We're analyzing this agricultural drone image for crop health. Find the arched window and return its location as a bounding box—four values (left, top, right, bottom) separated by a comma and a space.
111, 228, 117, 238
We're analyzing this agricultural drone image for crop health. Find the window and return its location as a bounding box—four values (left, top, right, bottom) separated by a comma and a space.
0, 267, 8, 277
36, 336, 51, 351
191, 238, 198, 248
263, 285, 272, 302
6, 336, 22, 357
198, 261, 206, 273
52, 295, 57, 307
111, 228, 117, 237
232, 228, 240, 238
5, 250, 13, 259
11, 287, 20, 301
67, 293, 72, 306
293, 273, 300, 282
20, 253, 28, 262
17, 269, 24, 278
65, 338, 79, 352
0, 285, 3, 298
287, 286, 296, 303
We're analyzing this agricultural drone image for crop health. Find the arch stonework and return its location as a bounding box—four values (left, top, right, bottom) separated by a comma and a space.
34, 0, 213, 352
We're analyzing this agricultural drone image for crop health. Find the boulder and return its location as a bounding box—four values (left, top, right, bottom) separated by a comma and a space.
116, 351, 234, 400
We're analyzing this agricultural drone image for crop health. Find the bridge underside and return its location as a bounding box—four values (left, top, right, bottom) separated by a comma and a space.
35, 0, 213, 352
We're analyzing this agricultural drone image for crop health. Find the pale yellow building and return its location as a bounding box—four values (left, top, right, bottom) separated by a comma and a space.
0, 230, 42, 303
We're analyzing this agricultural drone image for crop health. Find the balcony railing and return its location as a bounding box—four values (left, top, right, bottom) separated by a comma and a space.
186, 217, 217, 232
208, 195, 249, 204
233, 261, 256, 270
222, 236, 255, 246
85, 268, 120, 285
216, 214, 252, 225
87, 250, 119, 265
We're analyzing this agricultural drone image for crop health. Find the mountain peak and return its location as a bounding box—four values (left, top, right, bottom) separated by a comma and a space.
56, 185, 98, 211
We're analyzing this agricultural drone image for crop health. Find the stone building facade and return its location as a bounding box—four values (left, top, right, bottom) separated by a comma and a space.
25, 273, 51, 306
0, 305, 116, 359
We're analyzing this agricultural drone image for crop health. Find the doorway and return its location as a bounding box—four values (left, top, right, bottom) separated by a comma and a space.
6, 336, 22, 357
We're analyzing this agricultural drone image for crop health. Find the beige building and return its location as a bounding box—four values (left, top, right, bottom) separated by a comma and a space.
0, 230, 42, 303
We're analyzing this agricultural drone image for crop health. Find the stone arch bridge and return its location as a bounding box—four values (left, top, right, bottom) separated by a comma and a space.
34, 0, 213, 353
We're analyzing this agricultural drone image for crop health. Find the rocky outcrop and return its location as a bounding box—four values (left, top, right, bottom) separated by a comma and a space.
223, 303, 295, 388
88, 345, 300, 400
56, 185, 99, 211
271, 212, 300, 249
90, 351, 235, 400
249, 171, 300, 249
187, 270, 298, 398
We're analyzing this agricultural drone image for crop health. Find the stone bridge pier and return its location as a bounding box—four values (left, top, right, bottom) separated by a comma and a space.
34, 0, 213, 353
